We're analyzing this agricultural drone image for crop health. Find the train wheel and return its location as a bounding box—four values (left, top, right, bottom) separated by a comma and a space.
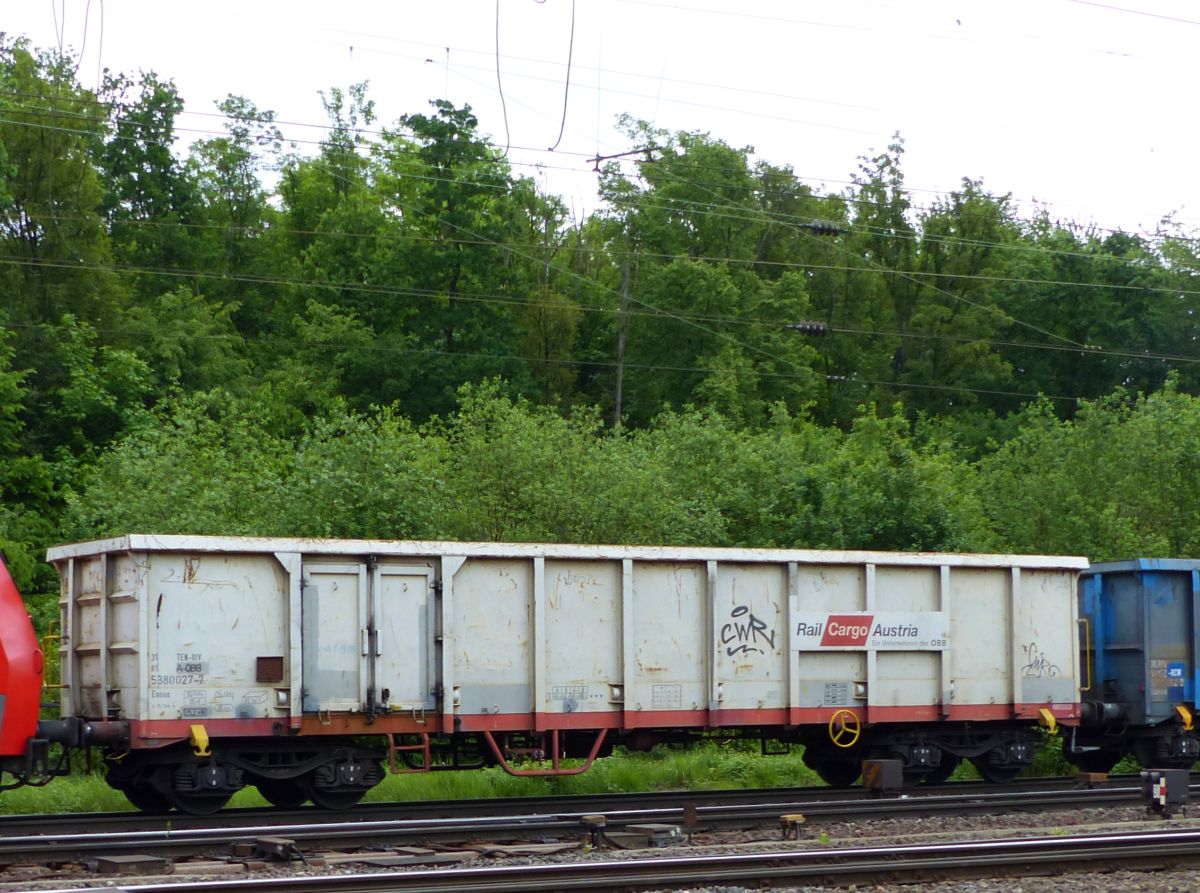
811, 761, 861, 788
922, 756, 960, 785
969, 757, 1021, 784
166, 789, 231, 815
107, 764, 172, 813
164, 792, 229, 820
255, 778, 310, 808
1130, 739, 1195, 770
120, 782, 172, 813
302, 776, 365, 810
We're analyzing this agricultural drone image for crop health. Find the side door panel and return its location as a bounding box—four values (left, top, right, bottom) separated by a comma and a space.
301, 564, 369, 713
373, 566, 435, 711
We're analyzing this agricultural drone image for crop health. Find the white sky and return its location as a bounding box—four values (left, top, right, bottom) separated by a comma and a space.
5, 0, 1197, 234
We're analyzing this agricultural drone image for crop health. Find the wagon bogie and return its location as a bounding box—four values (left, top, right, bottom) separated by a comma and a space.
801, 721, 1040, 787
103, 735, 386, 814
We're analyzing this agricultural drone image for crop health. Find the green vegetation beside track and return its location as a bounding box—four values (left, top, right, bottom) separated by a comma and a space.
0, 738, 1111, 815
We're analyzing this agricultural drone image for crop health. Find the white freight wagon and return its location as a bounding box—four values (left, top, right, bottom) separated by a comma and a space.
47, 535, 1086, 811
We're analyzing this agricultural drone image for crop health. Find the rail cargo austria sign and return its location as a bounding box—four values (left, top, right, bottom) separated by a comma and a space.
791, 611, 949, 650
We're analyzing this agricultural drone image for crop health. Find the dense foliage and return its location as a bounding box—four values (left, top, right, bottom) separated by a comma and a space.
4, 38, 1200, 594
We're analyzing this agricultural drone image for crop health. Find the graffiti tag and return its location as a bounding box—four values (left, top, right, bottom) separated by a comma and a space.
720, 606, 777, 656
1021, 642, 1061, 678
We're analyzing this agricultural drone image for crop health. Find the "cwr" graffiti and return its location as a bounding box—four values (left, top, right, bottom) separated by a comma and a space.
720, 605, 777, 656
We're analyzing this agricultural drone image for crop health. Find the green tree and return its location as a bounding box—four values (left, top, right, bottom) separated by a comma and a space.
63, 392, 287, 537
28, 315, 153, 460
373, 101, 541, 416
185, 95, 283, 333
0, 38, 121, 328
0, 318, 54, 592
981, 384, 1200, 558
119, 286, 247, 392
98, 70, 200, 298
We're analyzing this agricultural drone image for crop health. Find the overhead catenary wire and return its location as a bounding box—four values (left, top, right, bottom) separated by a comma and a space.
2, 6, 1190, 410
4, 103, 1195, 324
5, 90, 1193, 260
1, 105, 1190, 300
642, 149, 1090, 350
8, 0, 1189, 206
2, 252, 1192, 371
1067, 0, 1200, 27
0, 304, 1081, 406
0, 74, 1187, 239
4, 103, 1195, 376
22, 208, 1200, 309
493, 0, 510, 159
4, 9, 1192, 234
0, 106, 813, 386
95, 0, 103, 90
2, 84, 1200, 391
547, 0, 575, 152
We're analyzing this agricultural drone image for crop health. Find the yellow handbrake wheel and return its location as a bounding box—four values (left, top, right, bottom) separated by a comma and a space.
828, 709, 862, 748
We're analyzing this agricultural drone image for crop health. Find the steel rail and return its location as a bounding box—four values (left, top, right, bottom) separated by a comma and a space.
0, 781, 1157, 867
32, 827, 1200, 893
0, 773, 1147, 836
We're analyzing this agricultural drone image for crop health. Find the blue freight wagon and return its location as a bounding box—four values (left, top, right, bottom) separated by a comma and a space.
1069, 559, 1200, 772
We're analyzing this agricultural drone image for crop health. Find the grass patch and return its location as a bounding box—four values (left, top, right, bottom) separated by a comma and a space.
1, 772, 132, 814
0, 734, 1115, 814
365, 742, 824, 803
1, 742, 824, 814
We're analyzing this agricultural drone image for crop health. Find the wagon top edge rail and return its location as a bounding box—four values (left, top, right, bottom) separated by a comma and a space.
46, 534, 1090, 570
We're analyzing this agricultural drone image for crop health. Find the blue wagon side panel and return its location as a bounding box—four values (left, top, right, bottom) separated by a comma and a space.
1083, 560, 1200, 725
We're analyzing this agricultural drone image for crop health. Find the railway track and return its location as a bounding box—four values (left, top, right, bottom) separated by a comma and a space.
26, 826, 1200, 893
0, 775, 1167, 868
0, 773, 1143, 837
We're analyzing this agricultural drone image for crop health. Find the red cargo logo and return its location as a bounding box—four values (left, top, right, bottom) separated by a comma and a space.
820, 614, 874, 646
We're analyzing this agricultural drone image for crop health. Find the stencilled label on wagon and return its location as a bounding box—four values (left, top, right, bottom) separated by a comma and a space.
548, 685, 589, 701
1151, 658, 1174, 700
823, 682, 851, 706
211, 690, 235, 716
149, 651, 206, 685
650, 684, 683, 710
792, 612, 949, 650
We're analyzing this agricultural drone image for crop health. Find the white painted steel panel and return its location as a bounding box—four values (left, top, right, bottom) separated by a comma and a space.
793, 565, 867, 709
146, 555, 290, 722
714, 563, 787, 711
630, 562, 706, 714
544, 560, 622, 715
1013, 568, 1079, 705
72, 556, 106, 718
876, 567, 940, 707
107, 553, 142, 717
950, 568, 1011, 707
451, 559, 533, 716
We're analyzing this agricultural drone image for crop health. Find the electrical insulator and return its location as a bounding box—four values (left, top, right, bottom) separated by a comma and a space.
786, 321, 829, 335
805, 220, 844, 235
